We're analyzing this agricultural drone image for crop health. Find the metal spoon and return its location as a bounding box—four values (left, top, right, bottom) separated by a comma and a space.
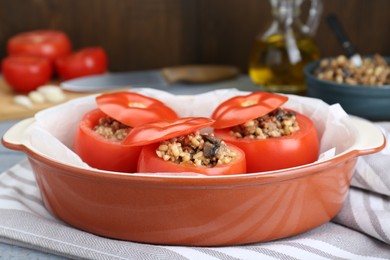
326, 14, 363, 67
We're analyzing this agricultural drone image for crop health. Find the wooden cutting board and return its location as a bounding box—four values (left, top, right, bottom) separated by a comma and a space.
0, 79, 91, 121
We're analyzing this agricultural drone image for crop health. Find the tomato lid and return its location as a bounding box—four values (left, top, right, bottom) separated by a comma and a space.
123, 117, 214, 146
211, 92, 288, 129
96, 91, 178, 127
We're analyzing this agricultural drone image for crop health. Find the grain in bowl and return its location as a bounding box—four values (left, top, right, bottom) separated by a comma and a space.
314, 54, 390, 86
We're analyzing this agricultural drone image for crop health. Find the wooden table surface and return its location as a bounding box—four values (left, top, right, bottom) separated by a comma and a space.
0, 77, 91, 122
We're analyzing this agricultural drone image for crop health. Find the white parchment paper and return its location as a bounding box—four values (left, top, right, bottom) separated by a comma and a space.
28, 88, 350, 173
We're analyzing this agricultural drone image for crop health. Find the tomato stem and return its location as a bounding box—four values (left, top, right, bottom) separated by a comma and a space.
240, 100, 258, 107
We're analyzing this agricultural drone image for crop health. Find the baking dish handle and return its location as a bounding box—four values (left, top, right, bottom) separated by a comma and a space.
343, 116, 386, 156
1, 117, 35, 151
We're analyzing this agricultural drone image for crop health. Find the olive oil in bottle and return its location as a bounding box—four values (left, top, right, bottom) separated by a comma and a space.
249, 0, 322, 94
249, 34, 320, 94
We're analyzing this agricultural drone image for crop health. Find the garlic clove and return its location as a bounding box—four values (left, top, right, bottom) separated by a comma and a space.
37, 85, 66, 103
14, 95, 34, 109
28, 91, 46, 104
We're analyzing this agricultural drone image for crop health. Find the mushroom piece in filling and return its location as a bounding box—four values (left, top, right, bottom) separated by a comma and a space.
230, 108, 300, 139
156, 132, 237, 167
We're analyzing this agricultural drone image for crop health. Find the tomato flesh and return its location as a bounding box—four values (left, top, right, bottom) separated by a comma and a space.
214, 111, 319, 173
2, 55, 52, 92
74, 109, 142, 173
137, 143, 246, 176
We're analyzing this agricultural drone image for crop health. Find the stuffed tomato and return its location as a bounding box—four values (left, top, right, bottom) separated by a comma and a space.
211, 92, 319, 173
74, 91, 178, 172
123, 117, 246, 175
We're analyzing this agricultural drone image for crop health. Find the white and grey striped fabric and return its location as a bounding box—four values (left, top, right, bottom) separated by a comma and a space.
0, 123, 389, 259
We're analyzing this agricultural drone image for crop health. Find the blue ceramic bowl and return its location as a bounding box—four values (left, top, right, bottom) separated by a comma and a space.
304, 58, 390, 121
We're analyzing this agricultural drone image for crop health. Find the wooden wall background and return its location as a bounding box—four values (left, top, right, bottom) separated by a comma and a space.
0, 0, 389, 73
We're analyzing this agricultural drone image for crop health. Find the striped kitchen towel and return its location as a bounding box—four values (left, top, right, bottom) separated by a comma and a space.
0, 123, 389, 259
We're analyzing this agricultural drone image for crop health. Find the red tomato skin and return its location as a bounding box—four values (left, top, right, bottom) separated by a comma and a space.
56, 47, 108, 80
214, 112, 319, 173
137, 143, 246, 176
96, 92, 178, 127
1, 55, 52, 92
74, 109, 142, 173
211, 92, 288, 129
7, 30, 71, 62
123, 117, 214, 146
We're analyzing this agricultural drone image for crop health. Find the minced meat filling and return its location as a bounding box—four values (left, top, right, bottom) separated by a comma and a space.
231, 108, 299, 139
156, 132, 237, 167
93, 116, 132, 141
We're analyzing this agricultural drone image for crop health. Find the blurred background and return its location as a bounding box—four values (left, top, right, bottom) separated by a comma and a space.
1, 0, 389, 73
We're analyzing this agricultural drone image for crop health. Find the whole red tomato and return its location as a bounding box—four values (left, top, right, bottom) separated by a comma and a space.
124, 117, 247, 176
7, 30, 71, 62
56, 47, 108, 80
212, 92, 319, 173
1, 55, 52, 92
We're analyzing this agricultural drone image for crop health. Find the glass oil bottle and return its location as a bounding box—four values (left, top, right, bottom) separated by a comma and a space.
249, 0, 322, 94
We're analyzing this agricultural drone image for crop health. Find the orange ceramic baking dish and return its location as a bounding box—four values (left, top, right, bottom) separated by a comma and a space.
2, 115, 385, 246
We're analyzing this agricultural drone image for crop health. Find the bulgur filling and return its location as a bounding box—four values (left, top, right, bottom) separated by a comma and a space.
93, 116, 132, 141
231, 108, 299, 139
156, 132, 237, 167
315, 54, 390, 86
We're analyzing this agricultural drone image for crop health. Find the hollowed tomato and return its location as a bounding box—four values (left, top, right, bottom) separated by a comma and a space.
212, 92, 319, 173
214, 112, 319, 173
124, 117, 247, 175
137, 143, 246, 176
74, 109, 142, 172
74, 92, 178, 172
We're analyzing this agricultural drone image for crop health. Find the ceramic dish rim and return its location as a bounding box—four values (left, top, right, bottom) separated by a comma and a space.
2, 117, 385, 187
